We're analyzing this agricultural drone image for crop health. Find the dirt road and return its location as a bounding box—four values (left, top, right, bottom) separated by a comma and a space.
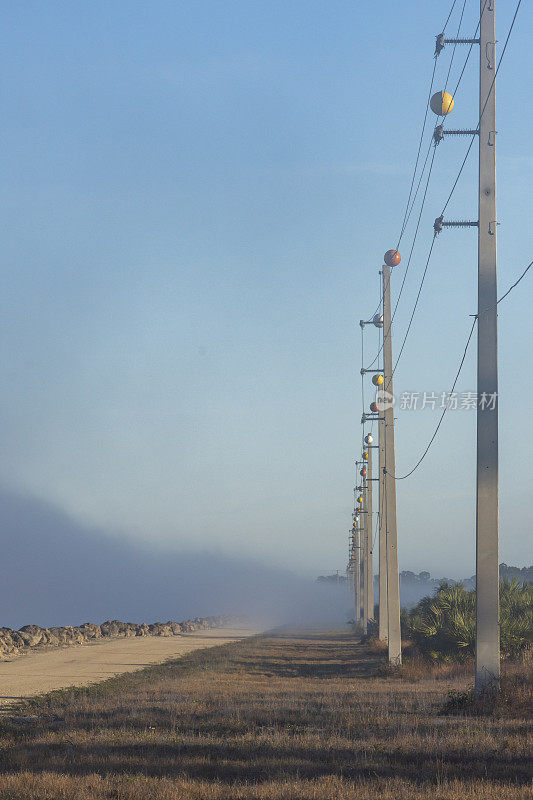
0, 626, 257, 705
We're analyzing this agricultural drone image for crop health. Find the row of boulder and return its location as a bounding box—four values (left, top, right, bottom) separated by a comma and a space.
0, 614, 239, 660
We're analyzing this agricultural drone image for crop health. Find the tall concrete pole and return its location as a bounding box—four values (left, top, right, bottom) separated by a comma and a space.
351, 531, 357, 621
348, 558, 355, 612
356, 464, 365, 626
378, 394, 387, 641
382, 264, 401, 665
359, 514, 365, 625
475, 0, 499, 691
354, 523, 361, 626
361, 468, 368, 633
366, 445, 374, 623
346, 565, 350, 602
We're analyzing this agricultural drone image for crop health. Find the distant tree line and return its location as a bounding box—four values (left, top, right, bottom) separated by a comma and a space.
317, 564, 532, 588
316, 573, 347, 585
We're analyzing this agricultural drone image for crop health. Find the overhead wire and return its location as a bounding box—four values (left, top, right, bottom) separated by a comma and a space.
442, 0, 460, 33
387, 234, 437, 386
387, 316, 477, 480
367, 275, 383, 445
441, 0, 523, 216
398, 0, 466, 248
352, 0, 515, 568
365, 142, 437, 372
382, 0, 473, 385
377, 145, 439, 382
351, 0, 526, 612
361, 323, 365, 448
386, 0, 521, 385
388, 253, 533, 481
397, 60, 438, 247
442, 0, 469, 96
355, 0, 468, 576
396, 0, 469, 264
393, 0, 467, 253
494, 259, 533, 308
365, 0, 463, 327
449, 0, 489, 100
365, 0, 469, 372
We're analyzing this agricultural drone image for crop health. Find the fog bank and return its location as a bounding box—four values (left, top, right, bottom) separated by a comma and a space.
0, 487, 348, 630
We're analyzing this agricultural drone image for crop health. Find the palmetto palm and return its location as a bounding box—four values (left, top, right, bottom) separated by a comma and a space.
404, 579, 532, 662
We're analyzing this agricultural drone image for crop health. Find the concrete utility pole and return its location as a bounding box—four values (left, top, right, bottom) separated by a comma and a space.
356, 461, 366, 627
361, 468, 368, 633
367, 445, 374, 622
347, 555, 355, 614
351, 527, 357, 621
382, 264, 401, 665
378, 398, 387, 641
354, 521, 361, 626
364, 446, 374, 629
476, 0, 499, 692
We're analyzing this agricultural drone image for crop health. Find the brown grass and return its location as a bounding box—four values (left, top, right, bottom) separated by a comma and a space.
444, 669, 533, 718
383, 655, 475, 681
0, 630, 530, 799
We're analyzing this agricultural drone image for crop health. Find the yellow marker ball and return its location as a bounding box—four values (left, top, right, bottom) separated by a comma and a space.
357, 496, 363, 504
430, 91, 454, 116
363, 451, 368, 460
372, 374, 384, 386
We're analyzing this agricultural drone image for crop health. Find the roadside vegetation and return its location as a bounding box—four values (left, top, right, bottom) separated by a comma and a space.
402, 579, 532, 662
0, 630, 529, 799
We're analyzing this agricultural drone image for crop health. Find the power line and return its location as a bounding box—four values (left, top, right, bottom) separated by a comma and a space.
364, 275, 384, 371
361, 324, 366, 450
442, 0, 469, 100
401, 0, 474, 241
480, 257, 533, 315
377, 146, 439, 378
366, 0, 462, 326
388, 254, 533, 481
366, 2, 469, 370
397, 60, 438, 247
383, 1, 483, 383
385, 0, 521, 386
442, 0, 460, 33
388, 317, 477, 481
354, 0, 525, 562
449, 0, 489, 100
441, 0, 523, 216
496, 259, 533, 307
368, 143, 438, 373
400, 140, 434, 240
386, 232, 438, 388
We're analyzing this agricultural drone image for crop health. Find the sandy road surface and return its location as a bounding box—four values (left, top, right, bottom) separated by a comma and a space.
0, 626, 258, 706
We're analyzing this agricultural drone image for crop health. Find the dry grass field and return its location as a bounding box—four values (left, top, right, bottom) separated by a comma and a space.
0, 630, 530, 799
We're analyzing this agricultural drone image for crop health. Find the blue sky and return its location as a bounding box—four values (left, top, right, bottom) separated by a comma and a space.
0, 0, 531, 577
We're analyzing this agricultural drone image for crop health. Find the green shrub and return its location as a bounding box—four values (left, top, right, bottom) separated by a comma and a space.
500, 579, 533, 658
402, 579, 532, 662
